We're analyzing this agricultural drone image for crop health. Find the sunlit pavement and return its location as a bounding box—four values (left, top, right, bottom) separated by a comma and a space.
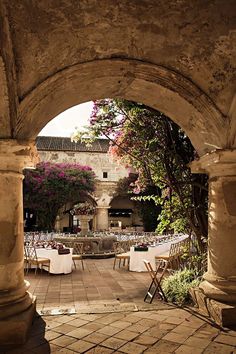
2, 258, 236, 353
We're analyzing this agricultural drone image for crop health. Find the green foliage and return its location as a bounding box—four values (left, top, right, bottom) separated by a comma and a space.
156, 195, 189, 234
162, 268, 201, 305
114, 174, 138, 197
162, 251, 207, 306
140, 199, 161, 232
115, 176, 161, 231
183, 250, 208, 274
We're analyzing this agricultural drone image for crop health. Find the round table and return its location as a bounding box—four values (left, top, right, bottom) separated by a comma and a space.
36, 248, 73, 274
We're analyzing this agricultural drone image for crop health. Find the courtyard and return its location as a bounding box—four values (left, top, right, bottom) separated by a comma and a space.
0, 0, 236, 348
1, 258, 236, 353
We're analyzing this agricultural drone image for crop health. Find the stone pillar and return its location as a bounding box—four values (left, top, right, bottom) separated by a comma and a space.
96, 207, 109, 231
55, 215, 61, 232
190, 150, 236, 325
0, 140, 39, 345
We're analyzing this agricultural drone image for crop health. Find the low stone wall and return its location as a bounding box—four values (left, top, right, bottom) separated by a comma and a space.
54, 236, 117, 257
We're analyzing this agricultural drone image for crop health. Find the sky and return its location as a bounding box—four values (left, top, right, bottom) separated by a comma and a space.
38, 101, 94, 137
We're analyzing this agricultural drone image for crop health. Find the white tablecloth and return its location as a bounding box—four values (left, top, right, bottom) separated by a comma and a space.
36, 248, 73, 274
129, 235, 188, 272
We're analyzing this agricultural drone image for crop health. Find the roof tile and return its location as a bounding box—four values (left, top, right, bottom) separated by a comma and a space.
36, 136, 109, 152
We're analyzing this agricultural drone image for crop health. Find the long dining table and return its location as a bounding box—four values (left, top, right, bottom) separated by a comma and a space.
129, 234, 188, 272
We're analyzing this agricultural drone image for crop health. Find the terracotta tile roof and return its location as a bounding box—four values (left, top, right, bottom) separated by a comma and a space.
36, 136, 109, 152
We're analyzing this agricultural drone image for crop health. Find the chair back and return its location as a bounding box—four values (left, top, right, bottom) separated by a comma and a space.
25, 245, 38, 261
73, 242, 84, 255
24, 243, 29, 260
180, 237, 190, 252
63, 241, 73, 248
119, 240, 130, 252
143, 260, 157, 281
169, 242, 181, 258
169, 237, 190, 258
128, 239, 136, 247
113, 241, 123, 254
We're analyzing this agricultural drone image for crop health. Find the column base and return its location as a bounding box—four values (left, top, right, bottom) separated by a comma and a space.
200, 276, 236, 303
190, 287, 236, 327
0, 296, 36, 347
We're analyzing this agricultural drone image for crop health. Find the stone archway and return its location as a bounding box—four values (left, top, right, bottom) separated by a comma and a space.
0, 59, 235, 345
15, 59, 226, 156
1, 0, 236, 344
0, 59, 235, 344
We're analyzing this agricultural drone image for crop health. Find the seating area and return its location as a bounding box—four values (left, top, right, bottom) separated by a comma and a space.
24, 232, 193, 306
6, 232, 235, 352
25, 257, 151, 310
104, 233, 192, 304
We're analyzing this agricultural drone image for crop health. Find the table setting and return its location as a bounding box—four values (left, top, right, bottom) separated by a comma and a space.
33, 241, 73, 274
129, 234, 189, 272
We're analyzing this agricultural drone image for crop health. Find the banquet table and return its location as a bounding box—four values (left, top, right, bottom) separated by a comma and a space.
36, 248, 73, 274
129, 235, 188, 272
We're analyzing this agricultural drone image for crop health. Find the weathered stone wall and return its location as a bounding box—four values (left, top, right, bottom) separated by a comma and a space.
5, 0, 236, 113
38, 150, 130, 182
1, 1, 235, 156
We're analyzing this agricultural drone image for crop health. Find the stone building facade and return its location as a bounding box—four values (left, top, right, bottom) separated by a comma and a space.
36, 136, 143, 232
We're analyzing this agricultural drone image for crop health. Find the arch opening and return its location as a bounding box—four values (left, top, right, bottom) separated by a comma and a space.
16, 59, 226, 157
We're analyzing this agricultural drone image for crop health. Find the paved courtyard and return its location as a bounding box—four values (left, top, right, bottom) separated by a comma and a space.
25, 258, 150, 313
2, 259, 236, 353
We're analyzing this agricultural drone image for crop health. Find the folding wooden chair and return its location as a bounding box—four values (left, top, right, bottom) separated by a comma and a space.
143, 260, 167, 303
113, 241, 130, 269
25, 245, 50, 275
155, 240, 183, 275
72, 242, 84, 270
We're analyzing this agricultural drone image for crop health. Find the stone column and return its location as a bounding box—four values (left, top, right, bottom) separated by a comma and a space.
96, 207, 109, 231
190, 150, 236, 325
55, 215, 61, 232
0, 140, 39, 345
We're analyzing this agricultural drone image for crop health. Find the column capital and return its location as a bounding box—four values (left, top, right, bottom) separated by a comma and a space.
189, 149, 236, 177
0, 139, 39, 173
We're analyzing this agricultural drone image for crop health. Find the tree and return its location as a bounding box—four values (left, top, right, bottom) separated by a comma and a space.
23, 161, 96, 230
73, 99, 208, 251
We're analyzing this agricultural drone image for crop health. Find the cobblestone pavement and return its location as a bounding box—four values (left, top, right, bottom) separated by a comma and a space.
2, 259, 236, 353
